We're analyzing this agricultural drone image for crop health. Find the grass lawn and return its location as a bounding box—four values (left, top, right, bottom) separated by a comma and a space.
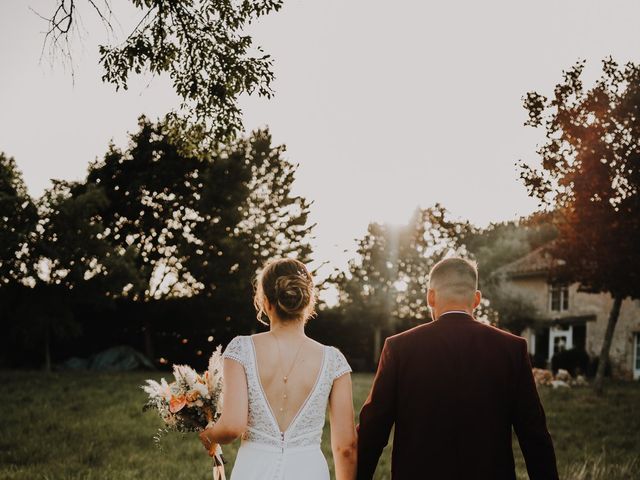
0, 370, 638, 479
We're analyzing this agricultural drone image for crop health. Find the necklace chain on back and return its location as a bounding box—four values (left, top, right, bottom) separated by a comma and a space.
271, 332, 306, 425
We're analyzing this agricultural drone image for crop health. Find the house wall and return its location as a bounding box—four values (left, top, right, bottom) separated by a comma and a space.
592, 297, 640, 379
504, 275, 640, 379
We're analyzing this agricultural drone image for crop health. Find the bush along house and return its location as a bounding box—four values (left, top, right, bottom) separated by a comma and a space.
493, 245, 640, 380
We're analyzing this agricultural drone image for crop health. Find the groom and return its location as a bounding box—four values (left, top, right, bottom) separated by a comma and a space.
356, 257, 558, 479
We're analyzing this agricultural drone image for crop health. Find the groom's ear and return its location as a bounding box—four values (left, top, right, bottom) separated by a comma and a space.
473, 290, 482, 309
427, 289, 436, 308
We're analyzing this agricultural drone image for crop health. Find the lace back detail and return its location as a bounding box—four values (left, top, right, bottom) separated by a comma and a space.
222, 336, 352, 450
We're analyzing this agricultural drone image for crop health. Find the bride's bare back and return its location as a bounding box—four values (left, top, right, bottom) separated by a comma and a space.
200, 258, 356, 480
251, 332, 325, 433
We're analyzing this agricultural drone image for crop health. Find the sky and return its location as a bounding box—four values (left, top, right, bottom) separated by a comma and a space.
2, 0, 640, 275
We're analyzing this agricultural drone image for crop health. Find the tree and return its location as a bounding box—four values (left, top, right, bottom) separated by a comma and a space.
331, 206, 470, 366
186, 129, 314, 336
520, 58, 640, 393
464, 213, 557, 281
78, 116, 207, 359
464, 214, 556, 332
1, 120, 314, 368
36, 181, 140, 295
21, 179, 139, 371
73, 118, 313, 360
0, 153, 139, 370
0, 154, 38, 367
35, 0, 283, 142
480, 284, 541, 334
0, 153, 37, 285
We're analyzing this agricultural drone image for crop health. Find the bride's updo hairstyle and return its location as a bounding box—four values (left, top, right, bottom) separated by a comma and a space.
254, 258, 316, 325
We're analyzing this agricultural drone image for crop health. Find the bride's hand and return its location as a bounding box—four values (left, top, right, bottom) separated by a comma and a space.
199, 428, 218, 457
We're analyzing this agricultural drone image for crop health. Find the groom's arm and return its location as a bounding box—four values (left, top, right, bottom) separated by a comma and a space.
356, 338, 397, 480
512, 339, 559, 480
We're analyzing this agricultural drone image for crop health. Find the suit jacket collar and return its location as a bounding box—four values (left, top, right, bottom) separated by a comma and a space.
436, 311, 475, 322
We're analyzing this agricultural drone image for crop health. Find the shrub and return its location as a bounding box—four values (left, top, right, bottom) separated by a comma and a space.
551, 348, 590, 376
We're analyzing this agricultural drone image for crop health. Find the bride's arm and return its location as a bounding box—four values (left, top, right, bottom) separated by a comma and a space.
199, 358, 248, 448
329, 373, 358, 480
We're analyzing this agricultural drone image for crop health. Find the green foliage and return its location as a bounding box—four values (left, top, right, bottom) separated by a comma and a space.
480, 285, 540, 333
35, 180, 137, 296
185, 129, 313, 333
331, 206, 472, 328
464, 214, 556, 331
73, 116, 313, 309
13, 179, 132, 368
41, 0, 283, 143
0, 153, 37, 284
83, 116, 207, 301
520, 58, 640, 300
0, 155, 128, 369
465, 213, 557, 282
3, 118, 313, 365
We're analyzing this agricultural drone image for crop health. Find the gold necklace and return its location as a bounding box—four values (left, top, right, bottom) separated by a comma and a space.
271, 332, 305, 420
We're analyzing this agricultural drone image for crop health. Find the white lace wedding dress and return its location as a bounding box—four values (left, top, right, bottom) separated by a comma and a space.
222, 335, 352, 480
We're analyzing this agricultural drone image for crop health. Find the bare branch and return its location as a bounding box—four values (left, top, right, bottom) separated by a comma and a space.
87, 0, 114, 32
32, 0, 115, 73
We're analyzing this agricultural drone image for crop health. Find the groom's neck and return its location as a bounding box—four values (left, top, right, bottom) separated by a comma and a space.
433, 305, 474, 320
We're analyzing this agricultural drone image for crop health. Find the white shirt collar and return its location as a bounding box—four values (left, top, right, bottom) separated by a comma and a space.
439, 310, 471, 317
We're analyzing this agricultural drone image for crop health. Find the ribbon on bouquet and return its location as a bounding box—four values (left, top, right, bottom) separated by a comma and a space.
209, 444, 226, 480
205, 418, 226, 480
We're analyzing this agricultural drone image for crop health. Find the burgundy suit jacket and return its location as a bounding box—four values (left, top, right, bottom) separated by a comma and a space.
357, 312, 558, 480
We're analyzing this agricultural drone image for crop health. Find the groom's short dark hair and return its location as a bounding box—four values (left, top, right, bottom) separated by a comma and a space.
428, 257, 478, 300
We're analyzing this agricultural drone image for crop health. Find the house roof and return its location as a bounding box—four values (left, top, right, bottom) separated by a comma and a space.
493, 244, 563, 279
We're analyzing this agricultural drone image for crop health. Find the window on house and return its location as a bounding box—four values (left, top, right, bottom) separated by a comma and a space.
549, 283, 569, 312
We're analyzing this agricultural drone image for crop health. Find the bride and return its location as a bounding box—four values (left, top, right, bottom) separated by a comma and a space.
199, 258, 357, 480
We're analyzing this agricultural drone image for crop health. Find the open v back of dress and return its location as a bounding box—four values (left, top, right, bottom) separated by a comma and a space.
249, 336, 326, 434
222, 334, 351, 448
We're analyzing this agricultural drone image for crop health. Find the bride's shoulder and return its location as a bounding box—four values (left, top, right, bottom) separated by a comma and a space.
316, 339, 343, 352
319, 343, 352, 380
222, 335, 251, 365
226, 334, 251, 345
306, 337, 327, 349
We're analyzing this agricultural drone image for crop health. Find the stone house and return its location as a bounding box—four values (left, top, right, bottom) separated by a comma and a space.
494, 246, 640, 380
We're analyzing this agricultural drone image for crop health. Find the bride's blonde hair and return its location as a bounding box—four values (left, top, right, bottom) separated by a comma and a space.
254, 258, 316, 325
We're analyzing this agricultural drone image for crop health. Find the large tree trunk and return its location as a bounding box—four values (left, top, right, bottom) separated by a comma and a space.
593, 295, 623, 395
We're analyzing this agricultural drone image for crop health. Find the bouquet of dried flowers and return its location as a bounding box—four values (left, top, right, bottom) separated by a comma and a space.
142, 346, 225, 479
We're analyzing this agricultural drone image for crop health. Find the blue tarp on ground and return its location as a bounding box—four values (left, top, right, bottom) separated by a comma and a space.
59, 345, 155, 371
